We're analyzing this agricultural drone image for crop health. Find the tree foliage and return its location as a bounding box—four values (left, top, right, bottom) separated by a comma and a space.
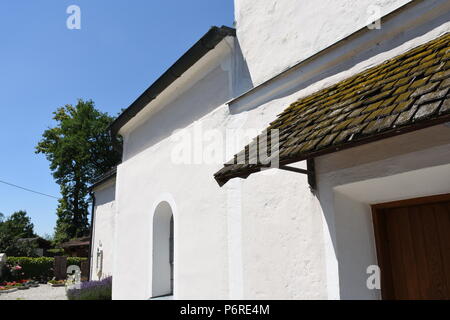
36, 99, 121, 243
0, 210, 37, 256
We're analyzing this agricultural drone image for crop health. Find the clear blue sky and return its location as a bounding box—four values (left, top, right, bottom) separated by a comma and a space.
0, 1, 234, 237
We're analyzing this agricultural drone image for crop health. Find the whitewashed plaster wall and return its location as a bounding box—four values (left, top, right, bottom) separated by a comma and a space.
114, 107, 328, 299
226, 1, 450, 300
113, 36, 328, 299
111, 0, 450, 300
234, 0, 411, 85
91, 180, 116, 281
113, 40, 237, 300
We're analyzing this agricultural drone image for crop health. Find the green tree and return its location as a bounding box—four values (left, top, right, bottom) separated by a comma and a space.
36, 99, 121, 243
0, 210, 37, 256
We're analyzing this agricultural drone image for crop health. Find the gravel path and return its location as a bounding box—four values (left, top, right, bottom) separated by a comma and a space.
0, 285, 67, 300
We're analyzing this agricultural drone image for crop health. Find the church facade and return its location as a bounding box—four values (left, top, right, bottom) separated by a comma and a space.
90, 0, 450, 300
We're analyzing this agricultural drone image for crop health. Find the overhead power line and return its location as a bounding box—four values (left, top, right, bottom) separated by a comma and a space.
0, 179, 59, 199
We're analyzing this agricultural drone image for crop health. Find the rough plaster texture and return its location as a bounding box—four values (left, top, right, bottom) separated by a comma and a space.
235, 0, 411, 85
112, 38, 328, 299
106, 0, 450, 300
114, 111, 329, 299
91, 181, 116, 281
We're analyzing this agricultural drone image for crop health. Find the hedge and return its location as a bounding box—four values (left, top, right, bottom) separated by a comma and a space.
4, 257, 88, 281
46, 248, 65, 257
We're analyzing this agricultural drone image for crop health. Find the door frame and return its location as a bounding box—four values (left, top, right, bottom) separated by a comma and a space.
371, 193, 450, 299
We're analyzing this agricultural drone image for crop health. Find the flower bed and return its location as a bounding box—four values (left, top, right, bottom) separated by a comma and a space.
66, 276, 112, 300
0, 280, 39, 293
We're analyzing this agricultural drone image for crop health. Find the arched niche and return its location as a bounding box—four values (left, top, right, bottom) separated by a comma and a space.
152, 201, 174, 297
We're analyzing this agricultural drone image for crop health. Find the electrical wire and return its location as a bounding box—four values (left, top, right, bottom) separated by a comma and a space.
0, 179, 59, 199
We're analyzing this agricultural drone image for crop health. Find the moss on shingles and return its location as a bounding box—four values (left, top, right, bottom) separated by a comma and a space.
215, 33, 450, 184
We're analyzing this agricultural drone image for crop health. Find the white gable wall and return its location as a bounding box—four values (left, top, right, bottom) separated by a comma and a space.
234, 0, 411, 85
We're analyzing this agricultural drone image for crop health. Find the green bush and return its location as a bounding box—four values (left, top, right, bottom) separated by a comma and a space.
46, 248, 65, 257
6, 257, 88, 282
6, 257, 53, 281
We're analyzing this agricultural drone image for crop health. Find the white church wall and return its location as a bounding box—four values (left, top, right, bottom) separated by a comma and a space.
114, 105, 329, 299
91, 179, 116, 281
111, 0, 450, 300
239, 169, 327, 299
230, 0, 450, 113
113, 41, 237, 300
226, 4, 449, 299
234, 0, 411, 85
114, 124, 231, 300
113, 35, 329, 299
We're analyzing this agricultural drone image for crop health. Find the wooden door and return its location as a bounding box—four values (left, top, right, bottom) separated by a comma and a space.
372, 194, 450, 300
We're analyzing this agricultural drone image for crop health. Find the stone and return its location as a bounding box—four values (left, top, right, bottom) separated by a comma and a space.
414, 101, 442, 121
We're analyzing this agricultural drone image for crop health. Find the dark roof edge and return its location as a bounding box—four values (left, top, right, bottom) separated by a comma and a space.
214, 114, 450, 186
110, 25, 236, 136
89, 167, 117, 191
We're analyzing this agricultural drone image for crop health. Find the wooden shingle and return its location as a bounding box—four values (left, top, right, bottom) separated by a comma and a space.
215, 33, 450, 186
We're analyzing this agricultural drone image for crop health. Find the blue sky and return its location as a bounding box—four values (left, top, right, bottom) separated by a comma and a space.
0, 1, 234, 237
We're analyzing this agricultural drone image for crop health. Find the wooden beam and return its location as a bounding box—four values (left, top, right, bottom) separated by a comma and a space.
278, 159, 317, 192
307, 158, 316, 191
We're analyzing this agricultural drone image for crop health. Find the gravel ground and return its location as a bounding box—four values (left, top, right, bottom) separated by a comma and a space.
0, 285, 67, 300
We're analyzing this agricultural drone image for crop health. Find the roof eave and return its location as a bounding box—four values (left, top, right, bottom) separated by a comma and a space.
110, 25, 236, 136
215, 114, 450, 186
89, 167, 117, 192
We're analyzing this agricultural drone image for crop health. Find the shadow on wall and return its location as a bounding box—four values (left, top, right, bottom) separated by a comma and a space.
124, 39, 253, 161
95, 183, 116, 206
229, 1, 450, 114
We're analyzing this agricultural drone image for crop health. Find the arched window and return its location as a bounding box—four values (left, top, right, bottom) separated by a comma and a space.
152, 201, 174, 297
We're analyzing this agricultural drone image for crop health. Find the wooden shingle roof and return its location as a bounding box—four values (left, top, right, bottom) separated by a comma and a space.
214, 33, 450, 186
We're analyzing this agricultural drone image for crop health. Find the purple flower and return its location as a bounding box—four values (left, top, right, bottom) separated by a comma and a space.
66, 276, 112, 300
